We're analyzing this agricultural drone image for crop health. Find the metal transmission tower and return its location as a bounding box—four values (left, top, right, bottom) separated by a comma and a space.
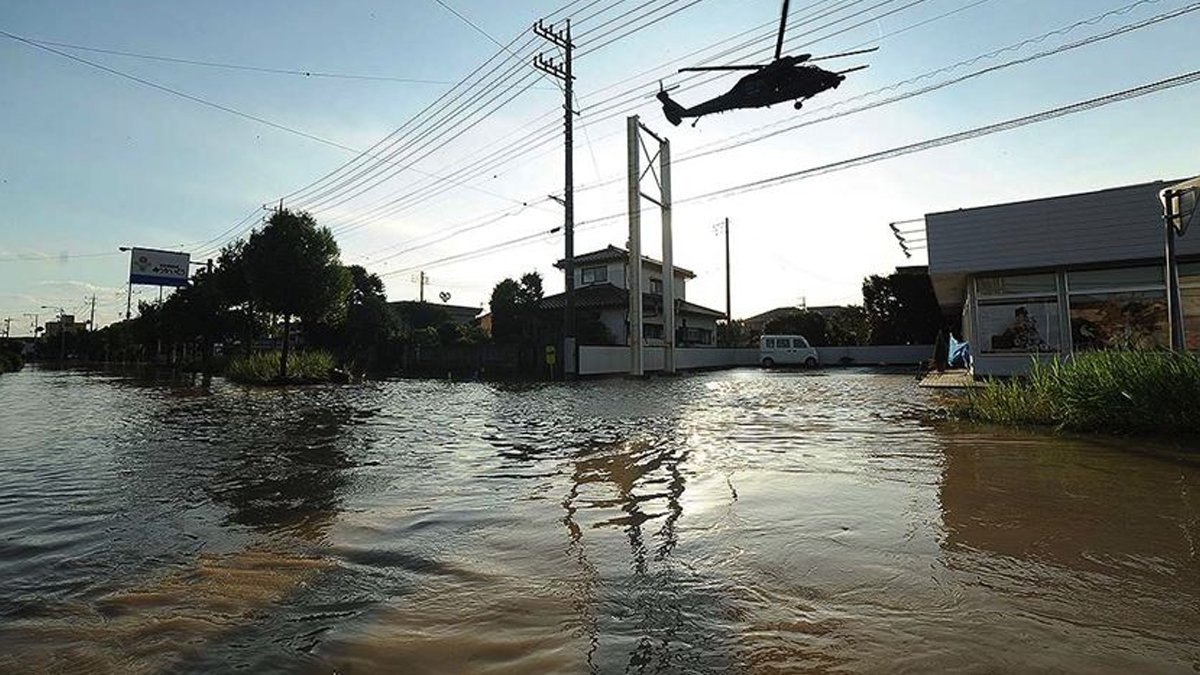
626, 115, 675, 376
533, 17, 577, 378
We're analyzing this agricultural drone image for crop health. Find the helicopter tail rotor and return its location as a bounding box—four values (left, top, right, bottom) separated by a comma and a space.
657, 90, 685, 127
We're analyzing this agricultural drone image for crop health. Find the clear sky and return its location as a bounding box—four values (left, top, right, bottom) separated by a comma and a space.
2, 0, 1198, 334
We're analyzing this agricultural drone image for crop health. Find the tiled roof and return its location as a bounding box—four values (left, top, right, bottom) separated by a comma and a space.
553, 245, 696, 279
540, 283, 725, 318
539, 283, 627, 310
679, 300, 726, 318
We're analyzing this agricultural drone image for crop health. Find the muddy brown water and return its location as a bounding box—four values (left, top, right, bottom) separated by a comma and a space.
0, 367, 1197, 674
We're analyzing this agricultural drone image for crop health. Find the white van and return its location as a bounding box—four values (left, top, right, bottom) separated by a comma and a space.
760, 335, 819, 368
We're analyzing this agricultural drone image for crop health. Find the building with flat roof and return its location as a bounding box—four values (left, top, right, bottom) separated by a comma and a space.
925, 179, 1200, 375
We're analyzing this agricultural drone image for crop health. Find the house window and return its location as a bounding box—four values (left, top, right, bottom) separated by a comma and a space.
643, 323, 664, 340
975, 273, 1061, 353
649, 278, 663, 295
681, 327, 712, 345
581, 265, 607, 284
1067, 266, 1167, 351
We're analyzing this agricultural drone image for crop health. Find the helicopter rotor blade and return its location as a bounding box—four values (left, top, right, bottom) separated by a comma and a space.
808, 47, 880, 62
679, 65, 764, 72
775, 0, 790, 62
836, 64, 870, 75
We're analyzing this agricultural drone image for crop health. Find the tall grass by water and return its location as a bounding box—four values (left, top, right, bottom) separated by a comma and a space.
956, 350, 1200, 436
226, 350, 334, 385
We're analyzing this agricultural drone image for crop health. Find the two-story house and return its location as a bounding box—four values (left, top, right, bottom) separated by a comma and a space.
540, 245, 725, 347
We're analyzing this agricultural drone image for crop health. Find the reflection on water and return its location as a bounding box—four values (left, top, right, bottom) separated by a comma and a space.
0, 367, 1197, 673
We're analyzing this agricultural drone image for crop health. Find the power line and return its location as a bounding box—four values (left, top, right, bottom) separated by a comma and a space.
0, 251, 123, 263
681, 0, 1200, 162
15, 35, 484, 85
685, 68, 1200, 202
385, 68, 1200, 274
313, 0, 920, 234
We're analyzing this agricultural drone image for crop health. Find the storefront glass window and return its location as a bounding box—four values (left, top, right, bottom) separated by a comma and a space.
978, 301, 1061, 353
976, 273, 1057, 298
976, 273, 1060, 353
1067, 266, 1163, 292
1179, 262, 1200, 351
1066, 266, 1167, 351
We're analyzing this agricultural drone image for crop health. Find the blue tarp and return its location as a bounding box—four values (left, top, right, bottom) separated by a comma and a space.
948, 335, 971, 368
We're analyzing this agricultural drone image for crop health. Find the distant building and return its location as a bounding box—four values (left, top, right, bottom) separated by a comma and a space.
926, 179, 1200, 376
42, 314, 87, 338
742, 304, 850, 334
389, 301, 482, 333
541, 245, 725, 347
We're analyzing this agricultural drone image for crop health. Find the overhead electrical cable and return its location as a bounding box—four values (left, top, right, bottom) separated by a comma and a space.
380, 68, 1200, 274
13, 36, 505, 85
679, 0, 1200, 161
685, 68, 1200, 202
192, 0, 636, 251
320, 0, 906, 231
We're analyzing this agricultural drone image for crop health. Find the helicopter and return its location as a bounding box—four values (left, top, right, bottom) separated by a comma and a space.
657, 0, 877, 126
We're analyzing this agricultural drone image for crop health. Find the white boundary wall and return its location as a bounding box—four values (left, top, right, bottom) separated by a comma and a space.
578, 345, 930, 376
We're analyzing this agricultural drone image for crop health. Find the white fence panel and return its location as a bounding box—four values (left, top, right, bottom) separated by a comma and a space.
578, 345, 931, 376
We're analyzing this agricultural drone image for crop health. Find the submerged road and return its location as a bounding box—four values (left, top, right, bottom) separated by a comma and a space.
0, 367, 1197, 673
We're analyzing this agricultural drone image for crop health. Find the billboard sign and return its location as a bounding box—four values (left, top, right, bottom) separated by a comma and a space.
128, 247, 191, 287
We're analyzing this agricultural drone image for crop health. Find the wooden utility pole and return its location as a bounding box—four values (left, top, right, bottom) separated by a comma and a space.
88, 294, 96, 332
418, 271, 428, 303
534, 17, 576, 378
724, 217, 731, 322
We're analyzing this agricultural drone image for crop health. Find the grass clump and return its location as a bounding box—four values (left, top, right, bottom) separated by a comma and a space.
0, 349, 23, 374
955, 350, 1200, 436
226, 350, 334, 385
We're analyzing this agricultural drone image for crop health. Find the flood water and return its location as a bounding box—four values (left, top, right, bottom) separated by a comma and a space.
1, 367, 1198, 674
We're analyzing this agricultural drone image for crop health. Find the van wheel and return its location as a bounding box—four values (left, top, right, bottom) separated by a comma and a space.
804, 357, 817, 368
762, 357, 775, 368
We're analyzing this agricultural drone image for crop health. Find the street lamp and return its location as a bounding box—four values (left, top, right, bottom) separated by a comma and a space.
40, 305, 66, 363
1160, 177, 1199, 351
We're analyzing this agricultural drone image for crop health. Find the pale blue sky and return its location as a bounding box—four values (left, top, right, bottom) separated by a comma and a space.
2, 0, 1198, 333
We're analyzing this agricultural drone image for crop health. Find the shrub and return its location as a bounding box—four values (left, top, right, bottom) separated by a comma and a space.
226, 350, 334, 385
955, 350, 1200, 436
0, 349, 23, 374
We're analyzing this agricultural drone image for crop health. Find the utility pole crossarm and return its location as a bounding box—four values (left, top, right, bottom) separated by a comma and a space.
535, 16, 576, 379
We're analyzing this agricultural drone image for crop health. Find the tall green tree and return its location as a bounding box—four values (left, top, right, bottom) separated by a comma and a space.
340, 265, 396, 370
825, 306, 869, 346
489, 272, 544, 344
242, 210, 351, 379
764, 310, 830, 346
862, 272, 943, 345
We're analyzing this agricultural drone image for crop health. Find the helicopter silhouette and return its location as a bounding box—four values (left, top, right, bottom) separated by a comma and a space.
657, 0, 876, 126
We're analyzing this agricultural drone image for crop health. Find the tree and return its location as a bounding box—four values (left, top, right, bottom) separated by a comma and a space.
242, 210, 351, 379
489, 272, 544, 344
340, 265, 395, 369
861, 272, 943, 345
825, 306, 869, 346
764, 310, 830, 346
